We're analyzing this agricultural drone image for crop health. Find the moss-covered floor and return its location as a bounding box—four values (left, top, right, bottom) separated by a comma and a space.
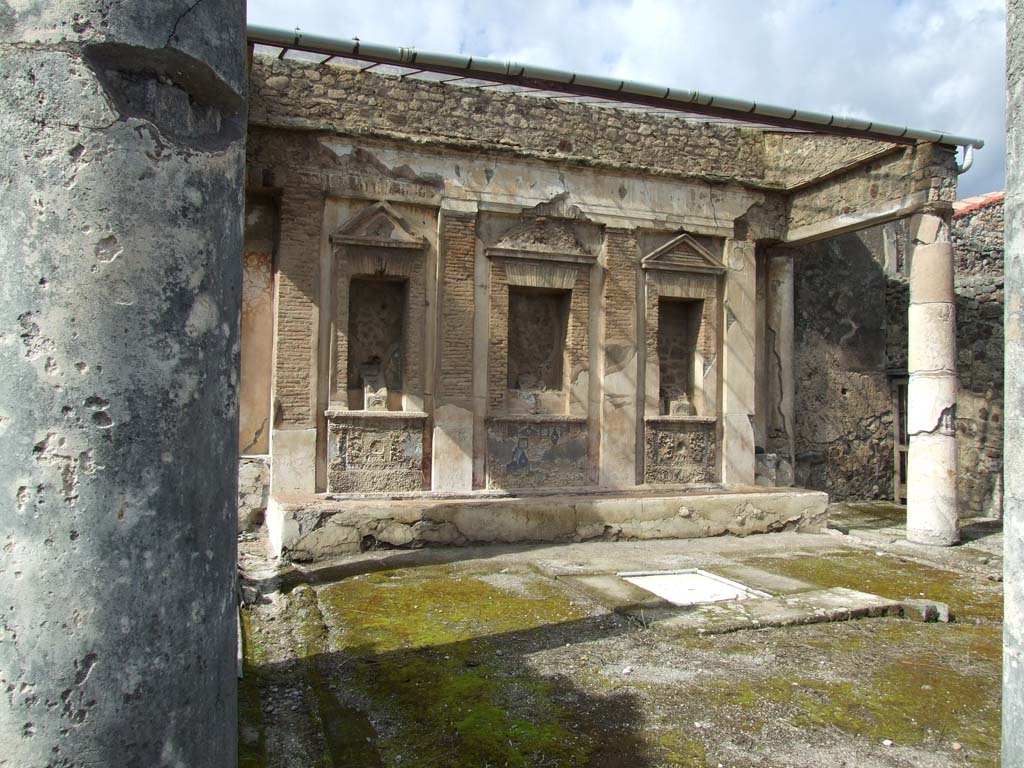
238, 515, 1002, 768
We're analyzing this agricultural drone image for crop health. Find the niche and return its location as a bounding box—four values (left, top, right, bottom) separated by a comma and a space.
658, 297, 704, 416
507, 286, 570, 393
346, 277, 406, 411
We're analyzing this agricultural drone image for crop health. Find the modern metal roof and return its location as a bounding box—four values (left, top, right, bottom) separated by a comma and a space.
247, 25, 984, 150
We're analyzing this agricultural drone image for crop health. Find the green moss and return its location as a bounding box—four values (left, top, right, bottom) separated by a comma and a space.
285, 584, 385, 768
317, 567, 594, 767
318, 566, 587, 653
656, 731, 709, 766
684, 626, 995, 765
238, 609, 267, 768
744, 551, 1003, 622
788, 659, 997, 756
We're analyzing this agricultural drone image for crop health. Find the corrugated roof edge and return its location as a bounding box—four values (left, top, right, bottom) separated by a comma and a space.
247, 24, 984, 150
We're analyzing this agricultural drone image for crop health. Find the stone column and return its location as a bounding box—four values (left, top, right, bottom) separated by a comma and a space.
765, 252, 796, 484
721, 239, 757, 485
0, 3, 245, 766
906, 210, 959, 545
1005, 0, 1024, 759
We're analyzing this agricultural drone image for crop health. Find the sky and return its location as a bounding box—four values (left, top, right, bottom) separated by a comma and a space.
248, 0, 1006, 198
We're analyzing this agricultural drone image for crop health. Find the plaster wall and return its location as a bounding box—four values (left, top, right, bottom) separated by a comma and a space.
240, 198, 276, 454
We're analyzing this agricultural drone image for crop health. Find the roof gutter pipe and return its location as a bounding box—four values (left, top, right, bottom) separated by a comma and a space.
246, 25, 985, 150
957, 145, 975, 174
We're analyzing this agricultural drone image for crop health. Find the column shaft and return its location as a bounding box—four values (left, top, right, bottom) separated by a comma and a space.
721, 239, 757, 484
906, 212, 959, 545
0, 3, 246, 764
765, 253, 796, 483
1005, 0, 1024, 760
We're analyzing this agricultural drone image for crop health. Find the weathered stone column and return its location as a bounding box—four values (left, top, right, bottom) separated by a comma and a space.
765, 252, 796, 483
0, 3, 245, 766
721, 239, 757, 485
1005, 0, 1024, 760
906, 210, 959, 545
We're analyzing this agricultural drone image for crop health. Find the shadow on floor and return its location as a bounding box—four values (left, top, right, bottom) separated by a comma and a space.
242, 609, 669, 768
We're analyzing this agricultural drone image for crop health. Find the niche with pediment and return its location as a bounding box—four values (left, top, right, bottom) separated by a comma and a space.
482, 213, 598, 489
325, 200, 432, 494
641, 231, 724, 484
485, 215, 596, 417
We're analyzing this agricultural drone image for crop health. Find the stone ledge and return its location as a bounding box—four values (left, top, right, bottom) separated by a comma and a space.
486, 413, 589, 424
267, 485, 829, 561
325, 409, 429, 421
644, 415, 717, 425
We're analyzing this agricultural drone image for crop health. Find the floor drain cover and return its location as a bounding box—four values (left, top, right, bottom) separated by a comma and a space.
618, 569, 770, 607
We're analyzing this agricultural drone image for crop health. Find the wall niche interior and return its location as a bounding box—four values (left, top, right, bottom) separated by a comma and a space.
507, 286, 570, 392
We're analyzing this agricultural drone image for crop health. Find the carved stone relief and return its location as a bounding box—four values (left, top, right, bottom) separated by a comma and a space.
644, 420, 717, 484
327, 414, 426, 493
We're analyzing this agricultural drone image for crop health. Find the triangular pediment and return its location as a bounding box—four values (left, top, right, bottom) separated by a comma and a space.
487, 217, 593, 264
331, 201, 427, 249
641, 233, 725, 274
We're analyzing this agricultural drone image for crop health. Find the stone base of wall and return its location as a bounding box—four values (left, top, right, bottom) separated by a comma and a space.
267, 485, 829, 561
238, 456, 271, 533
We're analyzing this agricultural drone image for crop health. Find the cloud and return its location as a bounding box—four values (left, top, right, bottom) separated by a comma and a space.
248, 0, 1005, 196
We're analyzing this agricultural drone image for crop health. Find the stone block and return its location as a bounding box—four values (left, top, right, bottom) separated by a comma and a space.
909, 241, 954, 304
644, 418, 716, 484
326, 412, 426, 493
906, 373, 957, 436
908, 303, 956, 373
721, 413, 755, 485
909, 212, 943, 245
432, 404, 474, 491
270, 428, 317, 495
900, 599, 951, 622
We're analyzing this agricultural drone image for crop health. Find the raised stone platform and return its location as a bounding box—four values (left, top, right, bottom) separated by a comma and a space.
267, 484, 829, 561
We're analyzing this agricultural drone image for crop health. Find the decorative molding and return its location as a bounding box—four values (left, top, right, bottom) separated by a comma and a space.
346, 250, 418, 278
331, 200, 427, 249
648, 271, 718, 299
504, 260, 579, 290
486, 216, 595, 265
641, 232, 726, 274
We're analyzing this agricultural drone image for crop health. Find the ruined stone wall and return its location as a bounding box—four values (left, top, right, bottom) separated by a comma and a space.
792, 230, 896, 500
951, 198, 1004, 517
763, 133, 890, 187
238, 455, 270, 532
249, 56, 766, 183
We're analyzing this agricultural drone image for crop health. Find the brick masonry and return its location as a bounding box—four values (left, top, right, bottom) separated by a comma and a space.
439, 212, 477, 408
274, 184, 323, 427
